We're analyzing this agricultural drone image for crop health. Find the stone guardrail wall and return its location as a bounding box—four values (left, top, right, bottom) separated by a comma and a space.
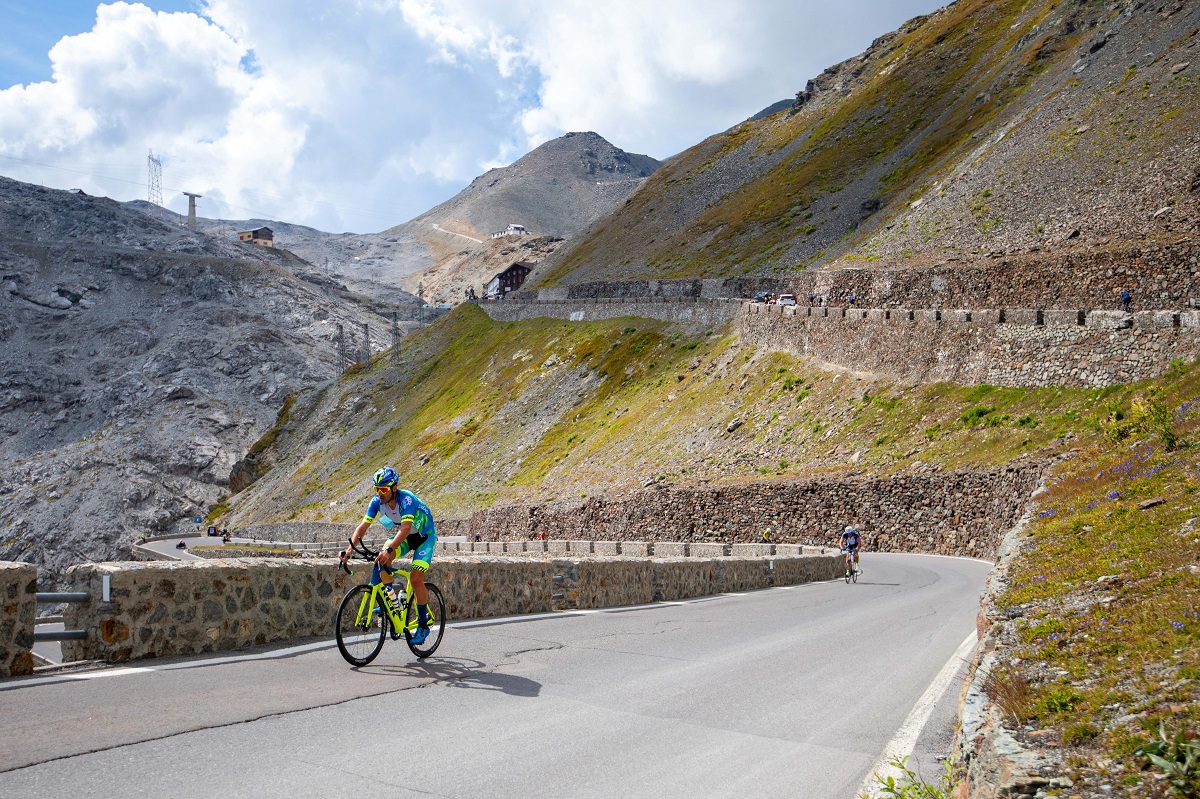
225, 524, 830, 559
741, 303, 1200, 388
519, 240, 1198, 311
0, 562, 37, 676
56, 557, 551, 663
34, 552, 838, 664
479, 296, 743, 328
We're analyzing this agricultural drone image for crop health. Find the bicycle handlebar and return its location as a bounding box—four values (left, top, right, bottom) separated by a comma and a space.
338, 538, 396, 575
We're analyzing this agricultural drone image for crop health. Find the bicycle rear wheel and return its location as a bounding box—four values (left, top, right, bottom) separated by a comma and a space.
335, 584, 388, 666
405, 582, 446, 658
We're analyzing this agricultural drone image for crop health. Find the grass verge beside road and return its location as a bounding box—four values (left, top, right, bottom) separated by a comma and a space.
985, 367, 1200, 796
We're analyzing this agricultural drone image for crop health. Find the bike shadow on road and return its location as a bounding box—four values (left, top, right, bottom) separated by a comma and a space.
366, 656, 542, 698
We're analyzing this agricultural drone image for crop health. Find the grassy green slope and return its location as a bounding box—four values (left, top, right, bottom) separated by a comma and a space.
221, 306, 1199, 528
983, 380, 1200, 792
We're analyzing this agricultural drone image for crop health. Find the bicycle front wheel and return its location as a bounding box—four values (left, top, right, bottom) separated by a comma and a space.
335, 584, 388, 666
405, 582, 446, 658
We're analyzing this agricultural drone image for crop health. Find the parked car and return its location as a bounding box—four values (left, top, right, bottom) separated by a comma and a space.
753, 291, 774, 304
777, 293, 797, 306
435, 303, 452, 310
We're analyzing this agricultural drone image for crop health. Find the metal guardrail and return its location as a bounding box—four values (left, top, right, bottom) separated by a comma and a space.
33, 630, 87, 642
34, 589, 95, 643
36, 592, 88, 603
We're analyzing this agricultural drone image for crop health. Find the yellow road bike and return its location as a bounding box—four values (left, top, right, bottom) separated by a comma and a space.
336, 539, 446, 664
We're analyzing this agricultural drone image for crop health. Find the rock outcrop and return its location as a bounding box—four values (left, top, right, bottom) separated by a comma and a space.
0, 177, 399, 588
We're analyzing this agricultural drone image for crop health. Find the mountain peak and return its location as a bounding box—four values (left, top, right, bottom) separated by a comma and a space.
401, 132, 661, 241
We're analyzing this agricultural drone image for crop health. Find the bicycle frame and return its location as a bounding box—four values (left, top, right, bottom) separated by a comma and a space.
341, 541, 433, 638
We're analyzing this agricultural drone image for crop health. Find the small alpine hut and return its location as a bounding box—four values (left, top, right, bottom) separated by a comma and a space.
237, 227, 274, 247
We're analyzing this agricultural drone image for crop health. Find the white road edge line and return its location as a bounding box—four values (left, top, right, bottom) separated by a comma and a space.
858, 630, 978, 798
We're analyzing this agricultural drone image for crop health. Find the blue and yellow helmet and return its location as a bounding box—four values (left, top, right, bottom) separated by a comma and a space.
372, 467, 399, 488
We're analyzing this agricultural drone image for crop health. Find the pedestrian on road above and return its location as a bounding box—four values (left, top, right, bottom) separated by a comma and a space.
1121, 289, 1132, 313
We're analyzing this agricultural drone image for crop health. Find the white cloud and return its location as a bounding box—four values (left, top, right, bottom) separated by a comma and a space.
0, 0, 944, 232
410, 0, 944, 158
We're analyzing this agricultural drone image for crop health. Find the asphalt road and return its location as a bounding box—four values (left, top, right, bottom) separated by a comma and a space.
0, 553, 988, 798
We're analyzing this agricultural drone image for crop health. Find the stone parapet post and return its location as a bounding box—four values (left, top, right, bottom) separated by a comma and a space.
0, 562, 37, 677
1002, 308, 1042, 326
552, 558, 654, 610
1043, 309, 1084, 326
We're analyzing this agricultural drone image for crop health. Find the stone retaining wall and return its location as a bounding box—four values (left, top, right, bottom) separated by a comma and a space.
0, 562, 36, 677
481, 296, 742, 328
234, 465, 1041, 565
740, 303, 1200, 387
438, 466, 1043, 563
230, 469, 1039, 565
479, 296, 1199, 387
60, 559, 357, 663
520, 241, 1199, 311
43, 553, 838, 664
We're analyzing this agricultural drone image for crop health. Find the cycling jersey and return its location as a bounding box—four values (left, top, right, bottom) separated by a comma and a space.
841, 530, 861, 550
363, 489, 437, 572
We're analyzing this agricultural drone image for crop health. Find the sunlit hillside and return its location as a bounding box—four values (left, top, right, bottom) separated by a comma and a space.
532, 0, 1199, 287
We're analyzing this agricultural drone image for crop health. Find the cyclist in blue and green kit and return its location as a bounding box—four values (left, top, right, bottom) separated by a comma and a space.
340, 467, 438, 645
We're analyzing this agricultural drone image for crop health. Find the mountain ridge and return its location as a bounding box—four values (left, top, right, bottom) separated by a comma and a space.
530, 0, 1199, 289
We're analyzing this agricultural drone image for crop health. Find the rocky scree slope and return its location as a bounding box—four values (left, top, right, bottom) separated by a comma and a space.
395, 132, 661, 242
387, 132, 660, 301
0, 177, 396, 587
531, 0, 1199, 289
403, 234, 563, 306
127, 201, 427, 307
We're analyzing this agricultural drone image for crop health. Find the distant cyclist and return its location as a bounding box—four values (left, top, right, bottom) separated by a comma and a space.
840, 525, 862, 576
340, 467, 438, 646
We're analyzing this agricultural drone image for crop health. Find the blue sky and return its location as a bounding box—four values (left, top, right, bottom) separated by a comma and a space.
0, 1, 945, 233
0, 1, 195, 86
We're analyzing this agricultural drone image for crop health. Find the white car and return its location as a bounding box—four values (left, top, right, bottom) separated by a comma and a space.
777, 293, 797, 306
